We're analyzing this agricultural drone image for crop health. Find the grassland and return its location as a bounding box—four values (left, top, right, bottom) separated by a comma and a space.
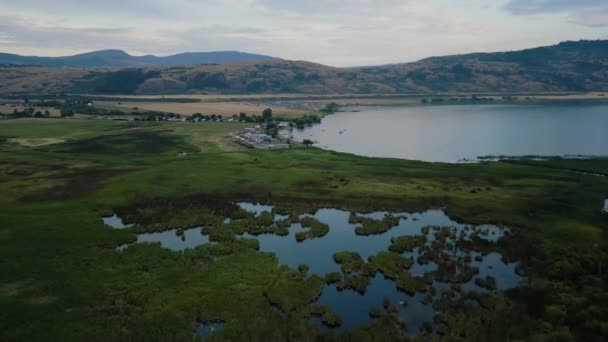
97, 100, 314, 118
0, 118, 607, 341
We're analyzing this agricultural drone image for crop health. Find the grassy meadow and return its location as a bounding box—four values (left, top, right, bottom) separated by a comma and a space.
0, 118, 607, 341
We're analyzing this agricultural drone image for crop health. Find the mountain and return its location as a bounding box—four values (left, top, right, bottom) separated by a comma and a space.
0, 50, 279, 68
1, 40, 607, 95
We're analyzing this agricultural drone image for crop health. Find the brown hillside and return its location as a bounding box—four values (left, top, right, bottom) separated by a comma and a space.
1, 40, 607, 95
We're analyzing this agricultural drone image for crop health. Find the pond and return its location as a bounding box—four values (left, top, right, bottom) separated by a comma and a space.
118, 227, 210, 252
237, 203, 521, 334
102, 214, 133, 229
603, 199, 608, 213
195, 321, 224, 339
285, 103, 608, 162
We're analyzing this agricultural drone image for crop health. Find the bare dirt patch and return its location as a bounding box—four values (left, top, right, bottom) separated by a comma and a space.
8, 138, 66, 147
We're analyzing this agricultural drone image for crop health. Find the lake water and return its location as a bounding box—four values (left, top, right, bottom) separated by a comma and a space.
285, 103, 608, 162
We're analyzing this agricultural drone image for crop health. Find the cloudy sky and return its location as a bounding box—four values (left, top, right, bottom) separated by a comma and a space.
0, 0, 606, 66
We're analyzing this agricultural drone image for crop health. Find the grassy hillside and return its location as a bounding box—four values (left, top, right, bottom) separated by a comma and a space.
1, 40, 607, 95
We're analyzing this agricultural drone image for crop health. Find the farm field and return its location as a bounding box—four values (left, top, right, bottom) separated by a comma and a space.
98, 100, 313, 118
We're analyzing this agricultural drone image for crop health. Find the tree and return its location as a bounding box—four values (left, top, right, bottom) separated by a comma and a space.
303, 139, 314, 147
321, 103, 340, 114
266, 122, 278, 138
262, 108, 273, 122
61, 109, 75, 118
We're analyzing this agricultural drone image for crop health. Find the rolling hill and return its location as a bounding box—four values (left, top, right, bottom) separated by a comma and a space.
0, 50, 279, 68
0, 40, 606, 95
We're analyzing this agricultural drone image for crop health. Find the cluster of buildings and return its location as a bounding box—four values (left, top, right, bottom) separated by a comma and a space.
234, 126, 290, 150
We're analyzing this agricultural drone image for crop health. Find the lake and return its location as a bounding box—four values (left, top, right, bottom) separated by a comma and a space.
285, 103, 608, 162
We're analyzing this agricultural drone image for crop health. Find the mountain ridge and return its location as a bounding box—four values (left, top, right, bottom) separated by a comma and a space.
1, 40, 607, 94
0, 50, 279, 68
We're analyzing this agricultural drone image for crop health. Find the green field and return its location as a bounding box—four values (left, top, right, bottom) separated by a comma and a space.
1, 119, 607, 341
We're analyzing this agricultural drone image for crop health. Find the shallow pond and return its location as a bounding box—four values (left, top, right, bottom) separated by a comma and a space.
243, 208, 505, 276
195, 321, 224, 339
237, 203, 521, 334
316, 273, 436, 333
285, 103, 608, 162
603, 199, 608, 213
102, 214, 133, 229
237, 202, 288, 221
118, 227, 210, 252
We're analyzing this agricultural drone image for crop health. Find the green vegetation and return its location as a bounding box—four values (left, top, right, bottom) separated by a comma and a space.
264, 265, 324, 313
262, 108, 273, 122
79, 69, 162, 94
333, 252, 364, 273
292, 114, 321, 129
475, 276, 497, 291
389, 236, 427, 253
0, 119, 607, 341
349, 214, 401, 235
321, 103, 341, 114
310, 305, 342, 328
368, 252, 413, 280
295, 217, 330, 242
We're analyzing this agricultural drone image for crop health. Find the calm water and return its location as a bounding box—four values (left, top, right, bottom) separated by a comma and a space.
237, 203, 520, 334
108, 203, 520, 335
286, 104, 608, 162
102, 214, 133, 229
118, 227, 211, 252
603, 199, 608, 213
195, 321, 224, 339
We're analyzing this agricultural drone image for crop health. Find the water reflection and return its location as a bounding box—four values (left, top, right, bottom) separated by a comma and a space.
195, 321, 224, 339
102, 214, 133, 229
236, 203, 520, 334
242, 208, 505, 276
118, 227, 210, 252
285, 104, 608, 162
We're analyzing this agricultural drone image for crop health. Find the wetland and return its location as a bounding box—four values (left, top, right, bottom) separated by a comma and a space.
1, 119, 607, 341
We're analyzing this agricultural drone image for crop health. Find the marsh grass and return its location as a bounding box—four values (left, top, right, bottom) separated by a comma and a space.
0, 119, 607, 340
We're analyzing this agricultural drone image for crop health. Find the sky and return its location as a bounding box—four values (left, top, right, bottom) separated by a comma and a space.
0, 0, 606, 67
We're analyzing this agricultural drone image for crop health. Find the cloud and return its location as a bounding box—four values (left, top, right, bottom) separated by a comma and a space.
504, 0, 606, 14
0, 16, 168, 56
1, 0, 171, 16
0, 1, 605, 66
504, 0, 608, 27
251, 0, 407, 15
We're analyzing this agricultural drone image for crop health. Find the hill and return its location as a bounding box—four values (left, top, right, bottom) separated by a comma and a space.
0, 40, 606, 95
0, 50, 278, 68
